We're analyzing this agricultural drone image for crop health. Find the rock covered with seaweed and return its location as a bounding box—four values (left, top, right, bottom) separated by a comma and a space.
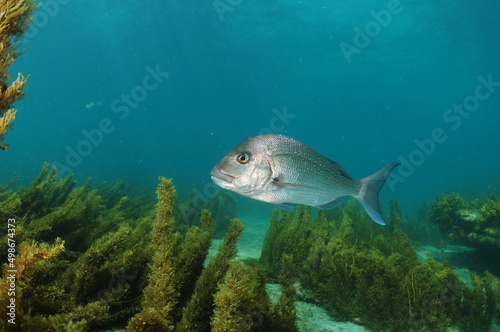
430, 192, 500, 274
0, 164, 297, 331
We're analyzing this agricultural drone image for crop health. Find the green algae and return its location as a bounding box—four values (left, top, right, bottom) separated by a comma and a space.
0, 165, 294, 331
178, 188, 238, 239
177, 217, 243, 331
268, 254, 299, 332
259, 199, 500, 332
430, 193, 500, 272
0, 0, 36, 150
3, 163, 498, 331
211, 261, 271, 332
430, 192, 466, 235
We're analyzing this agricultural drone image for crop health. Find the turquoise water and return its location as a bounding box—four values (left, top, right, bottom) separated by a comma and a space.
3, 1, 500, 228
1, 1, 500, 331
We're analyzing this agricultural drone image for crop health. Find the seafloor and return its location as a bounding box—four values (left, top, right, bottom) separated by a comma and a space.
215, 215, 500, 332
1, 169, 499, 331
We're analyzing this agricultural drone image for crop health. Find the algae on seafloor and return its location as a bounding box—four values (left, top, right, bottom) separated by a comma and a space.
0, 164, 298, 331
259, 199, 500, 332
178, 187, 238, 238
429, 192, 500, 274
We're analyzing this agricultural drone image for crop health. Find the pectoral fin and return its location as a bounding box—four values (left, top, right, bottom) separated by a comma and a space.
271, 175, 315, 190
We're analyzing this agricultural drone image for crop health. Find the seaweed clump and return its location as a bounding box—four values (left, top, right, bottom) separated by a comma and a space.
0, 0, 37, 150
430, 192, 466, 235
178, 187, 238, 238
430, 192, 500, 274
402, 201, 442, 246
0, 165, 156, 331
259, 200, 500, 331
0, 164, 295, 331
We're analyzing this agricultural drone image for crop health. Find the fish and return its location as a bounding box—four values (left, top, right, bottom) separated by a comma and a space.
211, 134, 400, 225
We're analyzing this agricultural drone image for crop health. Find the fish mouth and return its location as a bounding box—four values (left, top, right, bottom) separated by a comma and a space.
211, 167, 235, 184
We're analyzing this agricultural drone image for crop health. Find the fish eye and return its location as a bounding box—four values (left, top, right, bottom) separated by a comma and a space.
236, 153, 250, 164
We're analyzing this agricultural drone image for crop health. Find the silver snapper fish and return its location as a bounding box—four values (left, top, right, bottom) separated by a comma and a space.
211, 134, 400, 225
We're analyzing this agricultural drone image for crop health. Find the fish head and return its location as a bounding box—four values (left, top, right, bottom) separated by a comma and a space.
211, 136, 273, 197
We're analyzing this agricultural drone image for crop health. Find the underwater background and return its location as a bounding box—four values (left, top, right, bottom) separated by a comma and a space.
1, 0, 500, 331
2, 0, 499, 216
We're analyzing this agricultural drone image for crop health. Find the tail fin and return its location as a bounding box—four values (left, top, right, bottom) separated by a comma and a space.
356, 162, 400, 225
